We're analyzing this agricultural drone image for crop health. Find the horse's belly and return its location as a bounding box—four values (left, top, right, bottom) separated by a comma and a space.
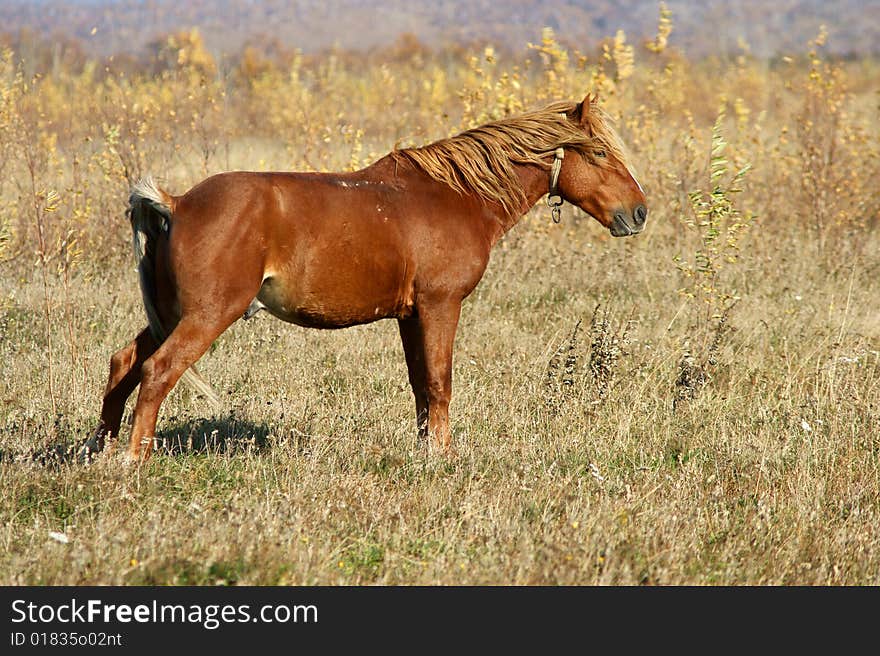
256, 268, 412, 329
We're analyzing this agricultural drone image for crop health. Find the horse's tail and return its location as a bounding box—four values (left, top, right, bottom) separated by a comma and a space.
128, 177, 221, 408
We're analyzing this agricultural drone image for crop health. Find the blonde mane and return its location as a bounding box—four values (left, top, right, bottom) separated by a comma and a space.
391, 99, 629, 216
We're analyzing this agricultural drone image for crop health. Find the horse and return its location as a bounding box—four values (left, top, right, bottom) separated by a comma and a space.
84, 94, 647, 462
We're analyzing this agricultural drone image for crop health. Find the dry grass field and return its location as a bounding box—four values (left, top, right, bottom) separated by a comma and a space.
1, 19, 878, 584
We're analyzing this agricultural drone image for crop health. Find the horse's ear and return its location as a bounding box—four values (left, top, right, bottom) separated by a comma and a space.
575, 93, 597, 129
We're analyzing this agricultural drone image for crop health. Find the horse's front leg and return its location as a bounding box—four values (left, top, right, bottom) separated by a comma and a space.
398, 318, 428, 439
415, 297, 462, 453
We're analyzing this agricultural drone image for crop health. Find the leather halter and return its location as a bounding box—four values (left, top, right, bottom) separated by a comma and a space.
546, 147, 565, 223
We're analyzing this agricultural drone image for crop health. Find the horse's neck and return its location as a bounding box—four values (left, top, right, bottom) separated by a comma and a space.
515, 162, 552, 216
495, 162, 550, 233
463, 163, 549, 247
362, 155, 549, 242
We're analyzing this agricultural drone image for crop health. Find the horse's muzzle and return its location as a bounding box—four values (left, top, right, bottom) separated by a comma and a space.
610, 205, 647, 237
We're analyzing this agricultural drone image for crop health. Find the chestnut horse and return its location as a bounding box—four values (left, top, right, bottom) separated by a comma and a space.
86, 94, 647, 462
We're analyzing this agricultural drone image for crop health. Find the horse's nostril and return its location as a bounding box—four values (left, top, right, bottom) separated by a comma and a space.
614, 210, 626, 224
634, 205, 647, 225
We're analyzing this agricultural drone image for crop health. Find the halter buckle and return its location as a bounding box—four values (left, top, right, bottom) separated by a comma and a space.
547, 194, 563, 223
547, 147, 565, 223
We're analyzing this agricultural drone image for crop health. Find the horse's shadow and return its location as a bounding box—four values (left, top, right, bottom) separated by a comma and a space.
18, 414, 275, 468
154, 413, 272, 456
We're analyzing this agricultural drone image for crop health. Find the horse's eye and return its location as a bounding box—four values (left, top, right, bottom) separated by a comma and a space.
595, 150, 607, 158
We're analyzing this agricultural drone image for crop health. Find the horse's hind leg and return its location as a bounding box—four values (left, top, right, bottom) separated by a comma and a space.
126, 311, 240, 461
82, 328, 158, 459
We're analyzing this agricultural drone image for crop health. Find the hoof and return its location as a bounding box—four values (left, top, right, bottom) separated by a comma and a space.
77, 430, 108, 464
124, 438, 156, 465
429, 439, 458, 459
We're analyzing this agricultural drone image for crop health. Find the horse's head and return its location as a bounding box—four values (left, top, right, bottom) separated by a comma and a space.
557, 94, 647, 237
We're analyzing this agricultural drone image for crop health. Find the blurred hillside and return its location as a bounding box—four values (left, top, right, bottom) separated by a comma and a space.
3, 0, 879, 60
